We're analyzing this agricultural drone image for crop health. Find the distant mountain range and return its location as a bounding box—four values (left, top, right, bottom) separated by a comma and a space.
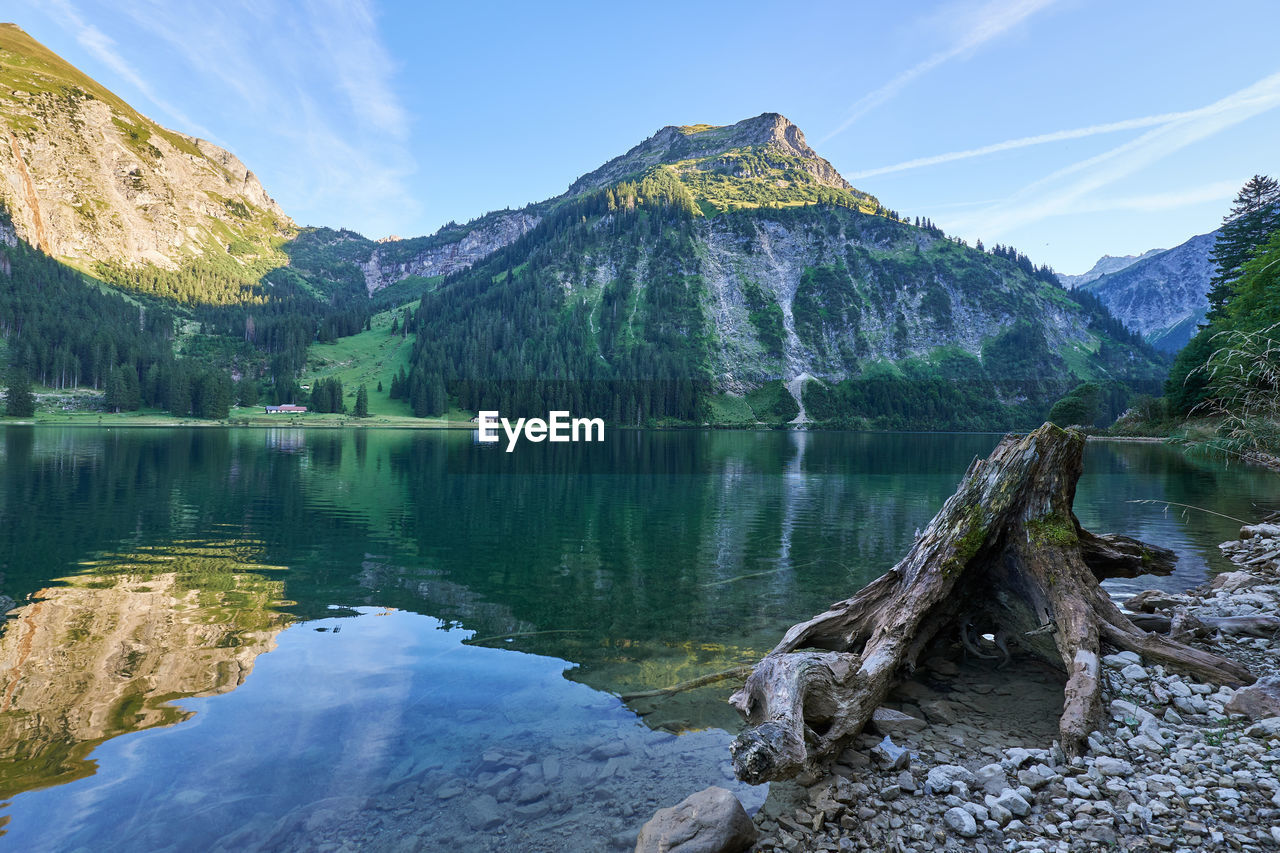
1075, 231, 1218, 353
0, 22, 1167, 428
1057, 250, 1164, 289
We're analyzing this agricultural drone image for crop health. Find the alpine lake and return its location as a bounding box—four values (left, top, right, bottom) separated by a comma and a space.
0, 427, 1276, 852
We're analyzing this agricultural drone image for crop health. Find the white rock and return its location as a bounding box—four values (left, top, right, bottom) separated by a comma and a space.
1103, 651, 1141, 667
925, 764, 975, 796
974, 763, 1008, 796
1120, 663, 1149, 682
1094, 756, 1132, 777
943, 806, 978, 837
992, 788, 1031, 817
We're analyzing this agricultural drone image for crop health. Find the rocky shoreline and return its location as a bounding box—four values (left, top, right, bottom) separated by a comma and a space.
640, 513, 1280, 853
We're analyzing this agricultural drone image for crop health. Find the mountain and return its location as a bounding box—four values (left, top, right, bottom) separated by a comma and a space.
1079, 230, 1218, 353
0, 24, 1165, 428
0, 24, 292, 282
357, 114, 877, 294
1057, 249, 1163, 289
0, 24, 373, 410
384, 114, 1166, 429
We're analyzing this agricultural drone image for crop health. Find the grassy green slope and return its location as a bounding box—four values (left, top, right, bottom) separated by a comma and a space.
301, 307, 417, 417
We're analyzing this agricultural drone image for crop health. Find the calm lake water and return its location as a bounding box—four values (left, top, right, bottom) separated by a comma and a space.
0, 427, 1275, 851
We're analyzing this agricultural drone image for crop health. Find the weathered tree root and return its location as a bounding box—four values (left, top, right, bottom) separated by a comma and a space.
729, 423, 1255, 785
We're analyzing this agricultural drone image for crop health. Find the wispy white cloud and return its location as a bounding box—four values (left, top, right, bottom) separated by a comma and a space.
945, 70, 1280, 238
847, 109, 1204, 180
305, 0, 408, 142
819, 0, 1058, 144
1067, 179, 1240, 216
37, 0, 219, 139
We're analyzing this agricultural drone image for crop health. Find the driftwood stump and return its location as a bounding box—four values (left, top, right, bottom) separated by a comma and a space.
729, 423, 1254, 784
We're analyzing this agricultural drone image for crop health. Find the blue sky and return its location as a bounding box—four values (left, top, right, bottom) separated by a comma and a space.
11, 0, 1280, 273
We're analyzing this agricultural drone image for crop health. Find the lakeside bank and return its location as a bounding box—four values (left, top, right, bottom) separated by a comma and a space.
720, 515, 1280, 853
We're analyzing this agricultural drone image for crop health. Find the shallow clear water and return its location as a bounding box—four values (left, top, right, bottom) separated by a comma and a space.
0, 428, 1275, 851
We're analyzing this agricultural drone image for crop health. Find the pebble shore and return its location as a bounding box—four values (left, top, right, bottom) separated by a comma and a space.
746, 514, 1280, 853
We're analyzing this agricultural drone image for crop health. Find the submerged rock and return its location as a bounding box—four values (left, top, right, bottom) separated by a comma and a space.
634, 786, 756, 853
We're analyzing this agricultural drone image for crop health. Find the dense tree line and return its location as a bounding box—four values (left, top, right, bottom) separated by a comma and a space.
308, 377, 346, 414
399, 186, 712, 424
1205, 175, 1280, 323
0, 206, 378, 417
1166, 176, 1280, 418
4, 366, 33, 417
0, 223, 178, 392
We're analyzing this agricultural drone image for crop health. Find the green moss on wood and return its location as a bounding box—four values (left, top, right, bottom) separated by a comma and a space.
1027, 514, 1078, 548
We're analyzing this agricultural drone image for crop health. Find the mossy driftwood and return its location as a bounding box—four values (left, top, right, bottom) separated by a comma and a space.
729, 423, 1254, 785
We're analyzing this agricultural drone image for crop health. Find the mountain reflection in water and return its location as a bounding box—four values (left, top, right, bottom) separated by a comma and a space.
0, 544, 290, 799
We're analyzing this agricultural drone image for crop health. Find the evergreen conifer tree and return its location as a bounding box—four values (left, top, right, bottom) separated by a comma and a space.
354, 384, 369, 418
4, 367, 35, 417
1207, 175, 1280, 321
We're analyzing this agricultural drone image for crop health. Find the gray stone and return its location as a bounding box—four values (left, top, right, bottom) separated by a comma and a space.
634, 786, 757, 853
1103, 651, 1141, 667
943, 806, 978, 837
1017, 765, 1055, 791
919, 699, 961, 725
869, 736, 911, 770
1120, 663, 1149, 682
974, 763, 1008, 796
925, 764, 975, 796
514, 781, 549, 804
1094, 757, 1133, 777
1004, 747, 1039, 768
984, 799, 1012, 826
992, 788, 1031, 818
591, 739, 629, 760
870, 706, 927, 737
1244, 717, 1280, 739
463, 793, 504, 830
1225, 676, 1280, 720
1082, 824, 1117, 845
1064, 777, 1093, 798
435, 779, 465, 800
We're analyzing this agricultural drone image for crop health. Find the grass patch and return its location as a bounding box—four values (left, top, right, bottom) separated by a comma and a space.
745, 380, 799, 424
300, 306, 421, 417
706, 394, 756, 424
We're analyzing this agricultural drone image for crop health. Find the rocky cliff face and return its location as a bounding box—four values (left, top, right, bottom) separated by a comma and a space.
696, 214, 1094, 391
568, 112, 854, 196
357, 113, 864, 295
359, 210, 540, 293
0, 23, 292, 273
1081, 230, 1218, 352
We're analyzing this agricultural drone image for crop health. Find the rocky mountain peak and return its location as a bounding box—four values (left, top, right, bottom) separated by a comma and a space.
0, 23, 293, 273
567, 112, 853, 196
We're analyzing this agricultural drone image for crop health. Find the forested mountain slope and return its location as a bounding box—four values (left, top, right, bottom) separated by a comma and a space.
0, 24, 1167, 429
390, 115, 1167, 429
